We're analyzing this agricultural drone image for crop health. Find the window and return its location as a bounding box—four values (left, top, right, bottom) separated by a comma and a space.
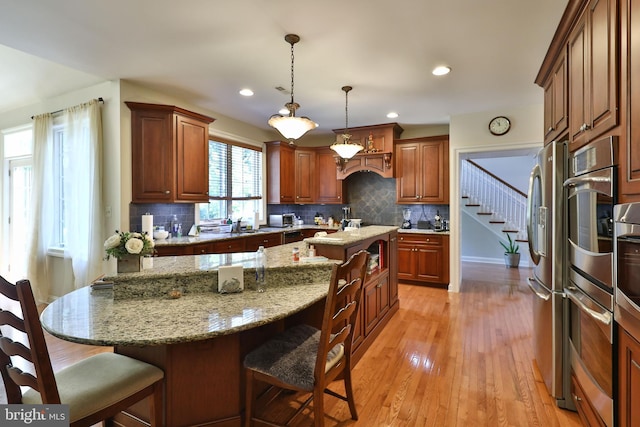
200, 138, 263, 222
2, 125, 33, 281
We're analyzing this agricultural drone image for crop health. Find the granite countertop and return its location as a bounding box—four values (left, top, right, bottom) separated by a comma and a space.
154, 224, 341, 247
304, 225, 399, 246
39, 242, 345, 347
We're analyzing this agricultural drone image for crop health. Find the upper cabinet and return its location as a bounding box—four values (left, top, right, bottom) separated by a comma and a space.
332, 123, 404, 179
620, 0, 640, 198
126, 102, 215, 203
316, 148, 346, 204
568, 0, 618, 151
543, 52, 568, 144
266, 141, 296, 204
266, 143, 345, 205
294, 149, 316, 203
395, 136, 449, 204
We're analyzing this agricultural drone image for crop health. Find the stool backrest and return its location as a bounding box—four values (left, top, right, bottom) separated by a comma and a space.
315, 250, 369, 385
0, 276, 60, 403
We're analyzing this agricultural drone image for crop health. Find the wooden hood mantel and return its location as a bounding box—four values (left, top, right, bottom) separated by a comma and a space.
332, 122, 403, 180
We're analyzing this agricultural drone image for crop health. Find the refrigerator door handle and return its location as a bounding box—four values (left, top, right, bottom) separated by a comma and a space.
527, 276, 551, 301
527, 164, 542, 265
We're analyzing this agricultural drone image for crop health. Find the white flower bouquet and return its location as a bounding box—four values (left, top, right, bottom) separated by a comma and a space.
104, 230, 155, 260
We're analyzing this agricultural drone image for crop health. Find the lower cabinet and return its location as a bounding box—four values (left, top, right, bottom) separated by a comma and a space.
618, 326, 640, 427
397, 233, 449, 285
364, 273, 390, 336
571, 372, 607, 427
313, 230, 399, 364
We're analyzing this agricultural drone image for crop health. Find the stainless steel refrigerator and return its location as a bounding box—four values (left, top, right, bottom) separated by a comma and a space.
526, 140, 571, 408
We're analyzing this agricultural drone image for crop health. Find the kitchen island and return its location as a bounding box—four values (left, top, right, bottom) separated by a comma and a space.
40, 226, 398, 427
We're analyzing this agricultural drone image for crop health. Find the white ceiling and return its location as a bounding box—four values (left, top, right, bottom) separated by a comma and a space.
0, 0, 568, 136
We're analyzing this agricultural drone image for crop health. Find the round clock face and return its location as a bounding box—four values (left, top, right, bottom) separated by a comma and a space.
489, 116, 511, 135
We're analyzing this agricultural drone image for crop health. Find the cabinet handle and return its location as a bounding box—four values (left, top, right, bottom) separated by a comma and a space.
165, 190, 170, 194
547, 126, 554, 133
572, 394, 582, 402
583, 123, 591, 131
426, 238, 430, 242
377, 281, 383, 288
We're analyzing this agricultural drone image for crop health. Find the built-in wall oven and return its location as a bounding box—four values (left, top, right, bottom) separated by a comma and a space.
615, 203, 640, 340
564, 136, 616, 426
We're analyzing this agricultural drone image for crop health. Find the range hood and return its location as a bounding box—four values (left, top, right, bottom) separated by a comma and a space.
332, 123, 403, 180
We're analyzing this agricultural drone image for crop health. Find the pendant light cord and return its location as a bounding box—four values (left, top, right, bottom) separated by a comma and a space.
289, 40, 295, 106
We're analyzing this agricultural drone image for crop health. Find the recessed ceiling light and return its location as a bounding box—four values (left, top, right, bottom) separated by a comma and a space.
387, 112, 399, 119
239, 88, 254, 96
432, 66, 451, 76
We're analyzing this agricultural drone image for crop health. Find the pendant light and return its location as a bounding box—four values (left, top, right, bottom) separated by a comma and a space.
330, 86, 364, 159
268, 34, 318, 141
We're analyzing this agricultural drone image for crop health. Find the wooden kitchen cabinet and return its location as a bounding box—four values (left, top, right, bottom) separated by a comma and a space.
315, 148, 345, 204
617, 326, 640, 427
620, 0, 640, 198
395, 135, 449, 204
266, 141, 296, 204
567, 0, 618, 152
313, 230, 399, 364
543, 52, 568, 144
397, 233, 449, 285
244, 232, 282, 251
294, 149, 316, 203
126, 102, 214, 203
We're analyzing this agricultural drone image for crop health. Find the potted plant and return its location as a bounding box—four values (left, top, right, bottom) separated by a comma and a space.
104, 230, 155, 273
500, 234, 520, 268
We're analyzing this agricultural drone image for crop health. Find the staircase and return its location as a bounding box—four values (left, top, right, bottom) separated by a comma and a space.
460, 159, 530, 265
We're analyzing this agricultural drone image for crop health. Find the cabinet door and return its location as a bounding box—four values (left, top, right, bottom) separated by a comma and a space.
266, 142, 295, 204
544, 53, 568, 144
175, 114, 210, 202
416, 244, 446, 282
620, 0, 640, 197
397, 242, 416, 281
395, 143, 420, 202
376, 275, 390, 319
569, 0, 618, 151
388, 233, 398, 305
294, 149, 316, 203
363, 280, 380, 335
316, 149, 345, 204
244, 233, 282, 251
131, 109, 174, 202
419, 140, 448, 203
618, 328, 640, 427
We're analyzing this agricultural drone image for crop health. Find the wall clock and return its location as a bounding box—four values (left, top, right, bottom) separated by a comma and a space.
488, 116, 511, 136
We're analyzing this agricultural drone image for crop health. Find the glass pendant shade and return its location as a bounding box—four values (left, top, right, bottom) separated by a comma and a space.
268, 34, 316, 141
330, 85, 363, 160
331, 136, 363, 159
268, 114, 318, 140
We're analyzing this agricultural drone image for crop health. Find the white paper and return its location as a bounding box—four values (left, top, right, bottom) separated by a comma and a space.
141, 214, 154, 238
218, 265, 244, 293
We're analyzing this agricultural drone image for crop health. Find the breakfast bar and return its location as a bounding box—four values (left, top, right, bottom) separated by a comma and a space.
40, 226, 399, 427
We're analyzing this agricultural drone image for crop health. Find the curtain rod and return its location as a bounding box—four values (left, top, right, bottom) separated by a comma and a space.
30, 97, 104, 120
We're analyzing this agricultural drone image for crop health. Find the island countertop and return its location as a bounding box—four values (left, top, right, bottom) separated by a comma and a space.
40, 242, 341, 347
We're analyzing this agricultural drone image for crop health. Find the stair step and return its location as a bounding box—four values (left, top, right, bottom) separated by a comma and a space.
477, 212, 492, 216
515, 239, 528, 243
503, 229, 519, 233
465, 203, 480, 207
489, 220, 506, 224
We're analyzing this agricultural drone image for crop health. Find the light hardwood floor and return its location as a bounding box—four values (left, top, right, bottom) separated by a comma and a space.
0, 262, 582, 426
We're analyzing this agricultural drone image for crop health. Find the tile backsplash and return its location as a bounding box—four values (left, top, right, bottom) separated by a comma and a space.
268, 172, 449, 228
130, 172, 449, 232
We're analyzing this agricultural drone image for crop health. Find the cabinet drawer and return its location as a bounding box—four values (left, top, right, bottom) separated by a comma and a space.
398, 233, 444, 246
211, 238, 245, 254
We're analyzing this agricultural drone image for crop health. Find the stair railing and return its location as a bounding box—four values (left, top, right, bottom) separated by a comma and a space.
460, 159, 528, 238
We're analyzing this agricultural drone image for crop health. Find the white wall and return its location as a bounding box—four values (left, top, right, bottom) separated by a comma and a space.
448, 104, 544, 292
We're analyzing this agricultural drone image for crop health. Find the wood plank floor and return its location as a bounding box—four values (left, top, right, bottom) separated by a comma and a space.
0, 262, 582, 426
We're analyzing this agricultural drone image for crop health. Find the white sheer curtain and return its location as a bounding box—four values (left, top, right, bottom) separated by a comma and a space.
27, 99, 103, 301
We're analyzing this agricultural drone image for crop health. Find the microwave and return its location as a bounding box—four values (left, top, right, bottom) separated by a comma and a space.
269, 213, 295, 227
